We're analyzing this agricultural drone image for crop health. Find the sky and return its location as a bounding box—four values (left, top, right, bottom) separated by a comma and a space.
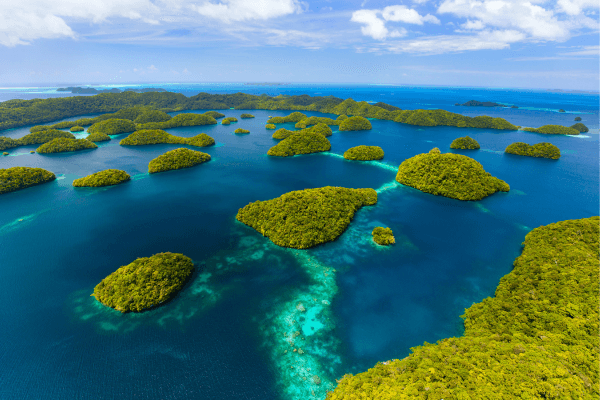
0, 0, 598, 90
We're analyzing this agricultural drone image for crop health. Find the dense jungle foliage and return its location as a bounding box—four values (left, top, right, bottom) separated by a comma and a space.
267, 131, 331, 157
86, 132, 111, 142
339, 116, 372, 131
0, 137, 20, 151
136, 113, 217, 130
87, 118, 137, 135
93, 252, 194, 313
569, 123, 589, 133
234, 128, 250, 134
73, 169, 131, 187
450, 136, 480, 150
505, 142, 561, 159
21, 130, 75, 145
0, 166, 56, 195
328, 217, 599, 400
203, 111, 225, 119
36, 138, 98, 154
372, 227, 395, 245
294, 116, 340, 129
343, 145, 384, 161
133, 110, 171, 124
120, 129, 214, 147
148, 148, 211, 173
236, 186, 377, 249
522, 125, 579, 135
240, 113, 255, 118
396, 148, 510, 201
267, 112, 307, 124
265, 124, 276, 129
221, 117, 238, 125
272, 123, 333, 140
574, 116, 582, 121
70, 126, 84, 132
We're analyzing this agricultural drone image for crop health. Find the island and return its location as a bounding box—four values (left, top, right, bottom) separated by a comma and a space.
36, 138, 98, 154
236, 186, 377, 249
0, 166, 56, 195
570, 123, 589, 133
559, 109, 565, 112
2, 152, 8, 156
148, 148, 211, 173
73, 169, 131, 187
395, 148, 509, 200
240, 113, 255, 118
234, 128, 250, 134
133, 110, 171, 124
70, 126, 84, 132
327, 217, 599, 400
92, 252, 194, 313
273, 123, 332, 140
574, 116, 582, 121
221, 117, 238, 125
20, 130, 75, 145
339, 116, 372, 131
120, 130, 214, 147
372, 227, 395, 245
450, 136, 480, 150
505, 142, 560, 159
522, 125, 579, 135
88, 118, 137, 135
267, 131, 331, 157
343, 145, 384, 161
0, 137, 21, 151
203, 111, 225, 119
86, 132, 111, 142
455, 100, 509, 107
267, 112, 307, 124
136, 113, 217, 130
295, 116, 340, 129
265, 124, 276, 130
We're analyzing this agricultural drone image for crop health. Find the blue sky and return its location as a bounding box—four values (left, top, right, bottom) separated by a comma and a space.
0, 0, 598, 89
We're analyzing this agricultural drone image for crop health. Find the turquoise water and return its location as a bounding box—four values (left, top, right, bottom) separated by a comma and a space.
0, 86, 598, 400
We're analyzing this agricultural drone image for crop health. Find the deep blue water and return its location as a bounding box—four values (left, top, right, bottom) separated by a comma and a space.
0, 85, 598, 400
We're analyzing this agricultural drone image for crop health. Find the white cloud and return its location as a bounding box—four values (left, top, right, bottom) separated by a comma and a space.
461, 20, 485, 30
191, 0, 303, 23
557, 0, 599, 15
559, 45, 600, 56
351, 5, 439, 40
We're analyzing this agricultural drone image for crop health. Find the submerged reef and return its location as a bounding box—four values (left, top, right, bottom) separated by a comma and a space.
396, 148, 509, 200
73, 169, 131, 187
522, 125, 579, 135
88, 118, 136, 135
92, 252, 194, 313
36, 138, 98, 154
372, 227, 395, 245
338, 116, 372, 131
570, 123, 589, 133
450, 136, 480, 150
343, 145, 384, 161
236, 186, 377, 249
0, 166, 56, 195
328, 217, 600, 400
505, 142, 561, 159
120, 129, 214, 147
148, 148, 211, 173
86, 132, 111, 142
267, 132, 331, 157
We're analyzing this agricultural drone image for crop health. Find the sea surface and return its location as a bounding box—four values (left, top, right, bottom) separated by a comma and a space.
0, 84, 598, 400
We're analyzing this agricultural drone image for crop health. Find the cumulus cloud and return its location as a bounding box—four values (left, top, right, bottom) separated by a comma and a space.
191, 0, 303, 23
557, 0, 599, 15
351, 5, 439, 40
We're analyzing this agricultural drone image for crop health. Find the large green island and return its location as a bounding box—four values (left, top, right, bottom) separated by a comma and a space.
0, 166, 56, 195
148, 148, 211, 173
120, 130, 214, 147
267, 132, 331, 157
36, 138, 98, 154
92, 252, 195, 313
505, 142, 561, 159
73, 169, 131, 187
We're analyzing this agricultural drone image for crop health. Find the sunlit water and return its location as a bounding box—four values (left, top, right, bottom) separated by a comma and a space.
0, 86, 598, 400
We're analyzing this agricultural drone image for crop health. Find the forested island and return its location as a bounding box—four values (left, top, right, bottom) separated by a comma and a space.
339, 116, 372, 131
396, 148, 509, 200
92, 252, 194, 313
272, 123, 332, 140
234, 128, 250, 134
1, 130, 75, 151
450, 136, 480, 150
86, 132, 111, 142
88, 118, 136, 135
505, 142, 561, 159
372, 227, 395, 245
148, 148, 211, 173
343, 145, 384, 161
120, 130, 214, 147
267, 131, 331, 157
455, 100, 515, 108
0, 167, 56, 195
523, 125, 579, 135
328, 217, 599, 399
73, 169, 131, 187
36, 138, 98, 154
236, 186, 377, 249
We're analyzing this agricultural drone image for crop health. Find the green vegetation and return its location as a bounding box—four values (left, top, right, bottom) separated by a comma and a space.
343, 145, 384, 161
396, 148, 509, 200
73, 169, 131, 187
133, 110, 171, 124
267, 132, 331, 157
265, 124, 276, 129
309, 123, 333, 137
203, 111, 225, 119
294, 116, 339, 129
92, 252, 194, 313
523, 125, 579, 135
86, 132, 111, 142
70, 126, 84, 132
36, 138, 98, 154
574, 116, 582, 121
372, 227, 395, 245
20, 130, 75, 145
267, 112, 307, 124
234, 128, 250, 134
236, 186, 377, 249
120, 129, 214, 147
240, 113, 255, 118
0, 137, 20, 151
505, 142, 561, 159
136, 113, 217, 130
88, 118, 137, 135
272, 128, 296, 139
272, 123, 333, 140
450, 136, 480, 150
148, 148, 211, 174
0, 166, 56, 195
2, 152, 8, 156
221, 117, 238, 125
559, 108, 565, 112
328, 216, 599, 400
570, 122, 589, 133
339, 116, 372, 131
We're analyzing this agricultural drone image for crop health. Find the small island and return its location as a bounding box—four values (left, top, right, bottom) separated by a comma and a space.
505, 142, 561, 159
240, 113, 255, 118
92, 252, 194, 313
20, 130, 75, 145
343, 145, 384, 161
574, 116, 582, 121
148, 148, 211, 173
267, 131, 331, 157
221, 117, 238, 125
236, 186, 377, 249
395, 148, 509, 201
36, 138, 98, 154
267, 112, 307, 124
273, 123, 333, 140
372, 227, 395, 245
265, 124, 276, 129
455, 100, 509, 107
203, 111, 225, 119
450, 136, 480, 150
0, 137, 20, 151
522, 125, 579, 135
88, 118, 137, 135
339, 116, 372, 131
559, 109, 565, 112
86, 132, 111, 142
0, 166, 56, 195
133, 110, 171, 124
73, 169, 131, 187
120, 130, 214, 147
295, 116, 339, 129
234, 128, 250, 134
570, 123, 589, 133
70, 126, 84, 132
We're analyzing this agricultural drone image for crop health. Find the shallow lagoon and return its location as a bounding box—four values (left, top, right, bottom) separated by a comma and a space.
0, 88, 598, 400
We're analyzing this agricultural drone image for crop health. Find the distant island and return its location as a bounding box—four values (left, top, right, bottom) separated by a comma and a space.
455, 100, 518, 108
57, 87, 166, 94
73, 169, 131, 187
505, 142, 561, 159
